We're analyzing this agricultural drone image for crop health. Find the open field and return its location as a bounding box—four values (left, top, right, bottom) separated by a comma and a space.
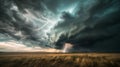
0, 53, 120, 67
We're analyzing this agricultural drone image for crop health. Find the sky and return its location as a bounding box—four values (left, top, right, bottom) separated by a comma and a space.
0, 0, 120, 52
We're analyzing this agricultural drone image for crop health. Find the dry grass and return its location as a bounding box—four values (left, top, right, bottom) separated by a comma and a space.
0, 53, 120, 67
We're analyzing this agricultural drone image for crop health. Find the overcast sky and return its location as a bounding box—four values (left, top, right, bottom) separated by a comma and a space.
0, 0, 120, 52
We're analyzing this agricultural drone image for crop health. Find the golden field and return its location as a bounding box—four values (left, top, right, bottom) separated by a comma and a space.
0, 53, 120, 67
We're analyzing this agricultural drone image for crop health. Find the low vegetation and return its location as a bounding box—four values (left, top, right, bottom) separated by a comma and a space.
0, 53, 120, 67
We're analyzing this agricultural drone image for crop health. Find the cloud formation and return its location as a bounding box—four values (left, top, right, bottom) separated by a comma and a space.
0, 0, 120, 52
0, 41, 61, 52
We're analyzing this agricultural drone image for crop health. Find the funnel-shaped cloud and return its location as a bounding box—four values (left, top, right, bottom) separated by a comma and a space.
0, 0, 120, 52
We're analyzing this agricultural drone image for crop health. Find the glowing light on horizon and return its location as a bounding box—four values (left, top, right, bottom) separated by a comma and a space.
0, 41, 62, 52
62, 43, 73, 53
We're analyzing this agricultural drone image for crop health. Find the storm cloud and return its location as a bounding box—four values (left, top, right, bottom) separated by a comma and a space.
0, 0, 120, 52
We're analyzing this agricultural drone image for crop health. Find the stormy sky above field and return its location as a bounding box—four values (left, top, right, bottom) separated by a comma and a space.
0, 0, 120, 52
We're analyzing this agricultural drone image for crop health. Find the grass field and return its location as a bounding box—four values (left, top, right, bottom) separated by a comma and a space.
0, 53, 120, 67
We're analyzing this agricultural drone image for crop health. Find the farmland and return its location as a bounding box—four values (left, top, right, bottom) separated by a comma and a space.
0, 53, 120, 67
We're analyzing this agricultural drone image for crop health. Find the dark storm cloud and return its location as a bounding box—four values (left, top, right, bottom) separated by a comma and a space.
0, 0, 81, 48
54, 0, 120, 52
0, 0, 50, 47
0, 0, 120, 52
43, 0, 80, 13
0, 0, 32, 39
